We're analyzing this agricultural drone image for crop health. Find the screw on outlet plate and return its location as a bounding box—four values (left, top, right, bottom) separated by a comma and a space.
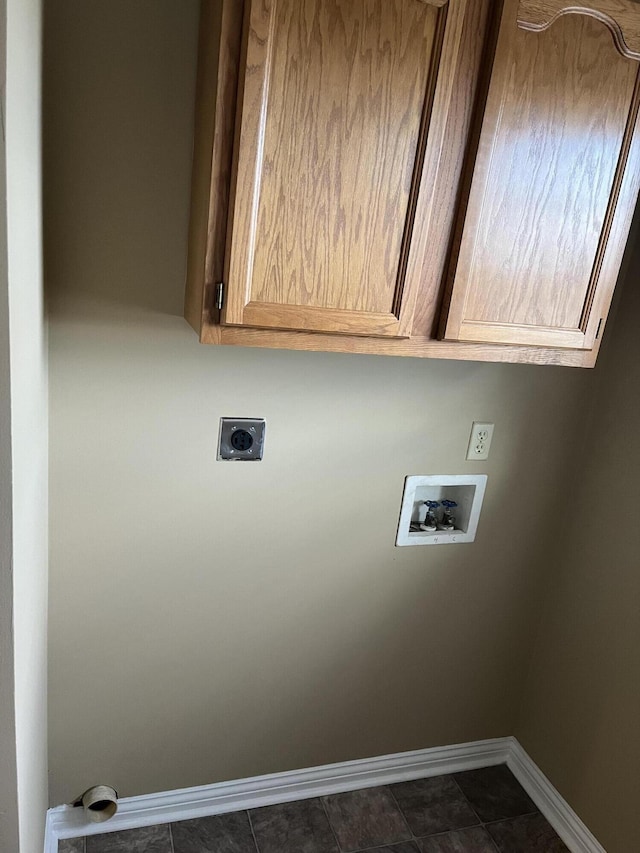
466, 422, 494, 461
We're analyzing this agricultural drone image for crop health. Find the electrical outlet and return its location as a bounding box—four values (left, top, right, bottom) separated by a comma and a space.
466, 422, 494, 461
218, 418, 266, 461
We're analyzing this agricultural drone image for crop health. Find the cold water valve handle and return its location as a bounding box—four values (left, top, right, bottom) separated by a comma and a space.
439, 499, 458, 531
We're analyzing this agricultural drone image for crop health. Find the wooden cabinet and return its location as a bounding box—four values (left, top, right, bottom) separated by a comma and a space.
440, 0, 640, 351
224, 0, 470, 340
186, 0, 640, 367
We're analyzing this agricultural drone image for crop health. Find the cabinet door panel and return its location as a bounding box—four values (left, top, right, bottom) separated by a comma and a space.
441, 0, 640, 350
224, 0, 467, 338
517, 0, 640, 59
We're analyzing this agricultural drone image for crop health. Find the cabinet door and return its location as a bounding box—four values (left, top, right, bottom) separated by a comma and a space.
222, 0, 469, 338
441, 0, 640, 350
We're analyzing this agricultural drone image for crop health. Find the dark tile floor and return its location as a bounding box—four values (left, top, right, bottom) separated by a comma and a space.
58, 764, 569, 853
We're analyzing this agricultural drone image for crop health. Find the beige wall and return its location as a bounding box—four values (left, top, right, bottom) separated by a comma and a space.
46, 0, 602, 811
517, 254, 640, 853
2, 0, 48, 851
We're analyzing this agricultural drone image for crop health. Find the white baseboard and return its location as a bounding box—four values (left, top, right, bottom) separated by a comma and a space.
45, 736, 604, 853
507, 740, 605, 853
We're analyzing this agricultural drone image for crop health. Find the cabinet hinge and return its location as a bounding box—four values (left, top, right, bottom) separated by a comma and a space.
215, 282, 224, 311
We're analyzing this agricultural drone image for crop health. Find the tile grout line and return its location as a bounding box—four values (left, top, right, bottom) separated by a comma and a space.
71, 770, 561, 853
487, 833, 502, 853
390, 774, 492, 847
448, 771, 501, 850
448, 772, 506, 852
450, 773, 500, 851
246, 808, 263, 853
480, 813, 555, 853
319, 793, 345, 853
323, 784, 422, 853
449, 771, 543, 853
482, 810, 541, 826
350, 840, 419, 853
450, 772, 485, 828
386, 783, 421, 846
409, 824, 500, 853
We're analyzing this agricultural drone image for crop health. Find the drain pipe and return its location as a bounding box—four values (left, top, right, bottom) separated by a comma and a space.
74, 785, 118, 823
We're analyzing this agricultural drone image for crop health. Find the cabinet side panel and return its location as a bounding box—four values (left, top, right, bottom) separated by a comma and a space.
186, 0, 243, 339
185, 0, 223, 333
204, 2, 244, 307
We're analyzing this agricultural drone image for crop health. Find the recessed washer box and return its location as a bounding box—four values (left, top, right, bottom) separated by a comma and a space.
396, 474, 487, 546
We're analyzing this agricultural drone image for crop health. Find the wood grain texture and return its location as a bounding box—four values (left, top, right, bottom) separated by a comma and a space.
204, 1, 244, 318
581, 69, 640, 345
184, 0, 223, 333
252, 0, 432, 315
188, 0, 490, 347
518, 0, 640, 60
442, 0, 640, 350
185, 0, 243, 341
189, 0, 543, 362
204, 323, 598, 367
223, 0, 469, 338
397, 0, 474, 337
186, 0, 609, 367
410, 0, 492, 337
241, 303, 405, 336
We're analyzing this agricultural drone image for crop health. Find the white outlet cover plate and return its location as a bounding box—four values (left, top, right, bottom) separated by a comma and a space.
396, 474, 488, 546
467, 422, 494, 461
